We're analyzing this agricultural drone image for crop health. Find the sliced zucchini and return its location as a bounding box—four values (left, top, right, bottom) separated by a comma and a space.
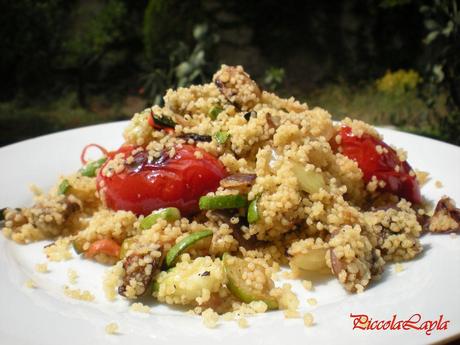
247, 198, 259, 224
290, 249, 329, 272
80, 157, 107, 177
199, 194, 248, 210
165, 230, 214, 268
58, 179, 70, 195
214, 131, 230, 144
223, 253, 278, 309
140, 207, 181, 230
208, 106, 223, 120
291, 163, 325, 194
155, 257, 224, 304
72, 239, 84, 254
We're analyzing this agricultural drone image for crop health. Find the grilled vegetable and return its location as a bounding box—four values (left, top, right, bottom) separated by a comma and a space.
84, 239, 121, 259
291, 163, 325, 194
80, 157, 107, 177
140, 207, 181, 230
179, 133, 212, 142
223, 253, 278, 309
165, 229, 213, 268
199, 195, 248, 210
214, 131, 230, 144
155, 257, 225, 305
247, 198, 259, 224
58, 179, 70, 195
208, 106, 223, 120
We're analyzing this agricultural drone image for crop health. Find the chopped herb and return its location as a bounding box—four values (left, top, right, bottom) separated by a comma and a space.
58, 179, 70, 195
152, 114, 176, 128
200, 271, 211, 277
80, 157, 107, 177
208, 106, 223, 120
214, 131, 230, 144
179, 133, 212, 142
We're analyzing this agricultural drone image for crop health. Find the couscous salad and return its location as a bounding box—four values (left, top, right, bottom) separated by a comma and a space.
2, 65, 459, 324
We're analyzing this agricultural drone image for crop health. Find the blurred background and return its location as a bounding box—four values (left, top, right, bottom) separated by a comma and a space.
0, 0, 459, 146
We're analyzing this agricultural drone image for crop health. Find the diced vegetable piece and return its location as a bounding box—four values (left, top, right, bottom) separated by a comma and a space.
119, 237, 136, 259
72, 239, 84, 254
152, 114, 176, 128
220, 173, 256, 189
84, 239, 121, 259
214, 131, 230, 144
292, 163, 325, 194
140, 207, 181, 230
208, 106, 223, 120
199, 195, 248, 210
223, 253, 278, 309
247, 198, 259, 224
179, 133, 212, 142
290, 249, 329, 272
80, 157, 107, 177
155, 257, 225, 305
58, 179, 70, 195
165, 230, 213, 268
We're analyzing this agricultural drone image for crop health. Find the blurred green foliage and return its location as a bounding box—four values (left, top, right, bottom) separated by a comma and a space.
263, 67, 285, 92
0, 0, 459, 145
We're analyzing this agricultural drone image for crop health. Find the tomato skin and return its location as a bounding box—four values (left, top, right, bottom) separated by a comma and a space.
97, 145, 227, 216
335, 126, 421, 204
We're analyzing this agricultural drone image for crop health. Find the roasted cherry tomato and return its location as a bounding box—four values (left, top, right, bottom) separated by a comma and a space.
97, 145, 227, 216
333, 126, 421, 204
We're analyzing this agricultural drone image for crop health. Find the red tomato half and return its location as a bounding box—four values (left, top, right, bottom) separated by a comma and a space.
98, 145, 227, 216
334, 126, 421, 204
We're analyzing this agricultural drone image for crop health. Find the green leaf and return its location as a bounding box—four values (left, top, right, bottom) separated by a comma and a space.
424, 30, 439, 45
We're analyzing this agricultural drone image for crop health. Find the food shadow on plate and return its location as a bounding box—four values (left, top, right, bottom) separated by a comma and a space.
367, 243, 431, 289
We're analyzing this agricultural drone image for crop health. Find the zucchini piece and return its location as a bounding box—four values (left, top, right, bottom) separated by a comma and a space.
208, 106, 223, 120
80, 157, 107, 177
140, 207, 181, 230
72, 239, 84, 254
58, 179, 70, 195
291, 163, 325, 194
223, 253, 278, 309
199, 194, 248, 210
214, 131, 230, 144
165, 230, 213, 268
247, 198, 259, 224
290, 249, 329, 272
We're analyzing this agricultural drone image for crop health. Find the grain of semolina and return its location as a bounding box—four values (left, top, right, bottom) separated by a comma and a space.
307, 298, 317, 306
25, 279, 37, 289
238, 318, 249, 328
35, 263, 49, 273
303, 313, 314, 327
105, 322, 119, 334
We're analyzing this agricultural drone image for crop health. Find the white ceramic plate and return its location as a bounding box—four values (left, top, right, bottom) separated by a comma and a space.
0, 122, 459, 345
